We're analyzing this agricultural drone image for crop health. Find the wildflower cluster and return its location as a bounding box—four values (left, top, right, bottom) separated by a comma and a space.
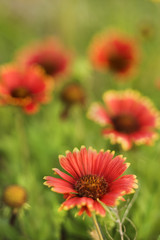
1, 17, 160, 240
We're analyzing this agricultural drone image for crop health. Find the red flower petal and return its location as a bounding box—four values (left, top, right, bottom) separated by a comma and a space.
92, 150, 114, 176
102, 128, 132, 150
59, 152, 82, 179
53, 168, 75, 184
0, 67, 22, 90
44, 176, 76, 194
60, 196, 94, 211
24, 102, 39, 114
101, 192, 121, 206
77, 206, 92, 217
103, 155, 128, 182
93, 200, 106, 216
110, 175, 138, 194
87, 103, 111, 125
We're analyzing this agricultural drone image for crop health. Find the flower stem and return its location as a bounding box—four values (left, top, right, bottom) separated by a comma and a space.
17, 111, 30, 162
15, 110, 30, 176
92, 213, 105, 240
10, 208, 18, 226
114, 208, 124, 240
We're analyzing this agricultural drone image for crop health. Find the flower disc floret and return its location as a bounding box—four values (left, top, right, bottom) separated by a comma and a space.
111, 114, 139, 134
75, 174, 108, 200
11, 87, 30, 99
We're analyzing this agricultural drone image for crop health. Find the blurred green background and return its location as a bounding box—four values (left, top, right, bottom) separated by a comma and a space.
0, 0, 160, 239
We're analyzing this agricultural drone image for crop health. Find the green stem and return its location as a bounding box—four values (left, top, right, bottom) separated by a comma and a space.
10, 208, 18, 226
114, 208, 124, 240
92, 213, 105, 240
15, 110, 30, 174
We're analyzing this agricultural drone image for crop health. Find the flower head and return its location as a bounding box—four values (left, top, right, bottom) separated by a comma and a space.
60, 82, 85, 119
139, 22, 154, 40
3, 185, 27, 208
17, 38, 70, 80
0, 65, 53, 114
89, 32, 138, 77
88, 90, 159, 150
44, 146, 137, 217
60, 83, 85, 106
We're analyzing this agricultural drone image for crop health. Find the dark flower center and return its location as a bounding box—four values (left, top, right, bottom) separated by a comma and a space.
38, 59, 58, 75
108, 53, 130, 72
112, 114, 139, 134
74, 174, 108, 200
11, 87, 30, 99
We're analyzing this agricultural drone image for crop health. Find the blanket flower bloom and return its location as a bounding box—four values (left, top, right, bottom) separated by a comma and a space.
89, 32, 138, 77
44, 146, 138, 217
16, 38, 70, 80
88, 90, 159, 150
0, 65, 53, 114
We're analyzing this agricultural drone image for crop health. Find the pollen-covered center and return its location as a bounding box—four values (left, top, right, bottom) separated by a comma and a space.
74, 174, 108, 200
112, 114, 139, 134
11, 87, 30, 99
108, 52, 130, 72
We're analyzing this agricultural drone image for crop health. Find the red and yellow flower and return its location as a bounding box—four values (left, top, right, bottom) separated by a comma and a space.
89, 32, 138, 77
44, 146, 137, 217
17, 38, 70, 80
0, 65, 53, 114
88, 90, 159, 150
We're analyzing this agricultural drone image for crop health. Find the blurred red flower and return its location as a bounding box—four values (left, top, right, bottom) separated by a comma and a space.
17, 38, 71, 80
44, 146, 137, 217
0, 65, 53, 114
88, 90, 159, 150
89, 32, 138, 77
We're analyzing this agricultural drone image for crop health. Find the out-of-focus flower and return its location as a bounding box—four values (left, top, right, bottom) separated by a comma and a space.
61, 83, 85, 106
155, 79, 160, 89
16, 38, 71, 81
0, 65, 53, 114
88, 90, 159, 150
3, 185, 27, 209
139, 22, 154, 39
44, 146, 138, 217
89, 32, 138, 78
60, 82, 85, 119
